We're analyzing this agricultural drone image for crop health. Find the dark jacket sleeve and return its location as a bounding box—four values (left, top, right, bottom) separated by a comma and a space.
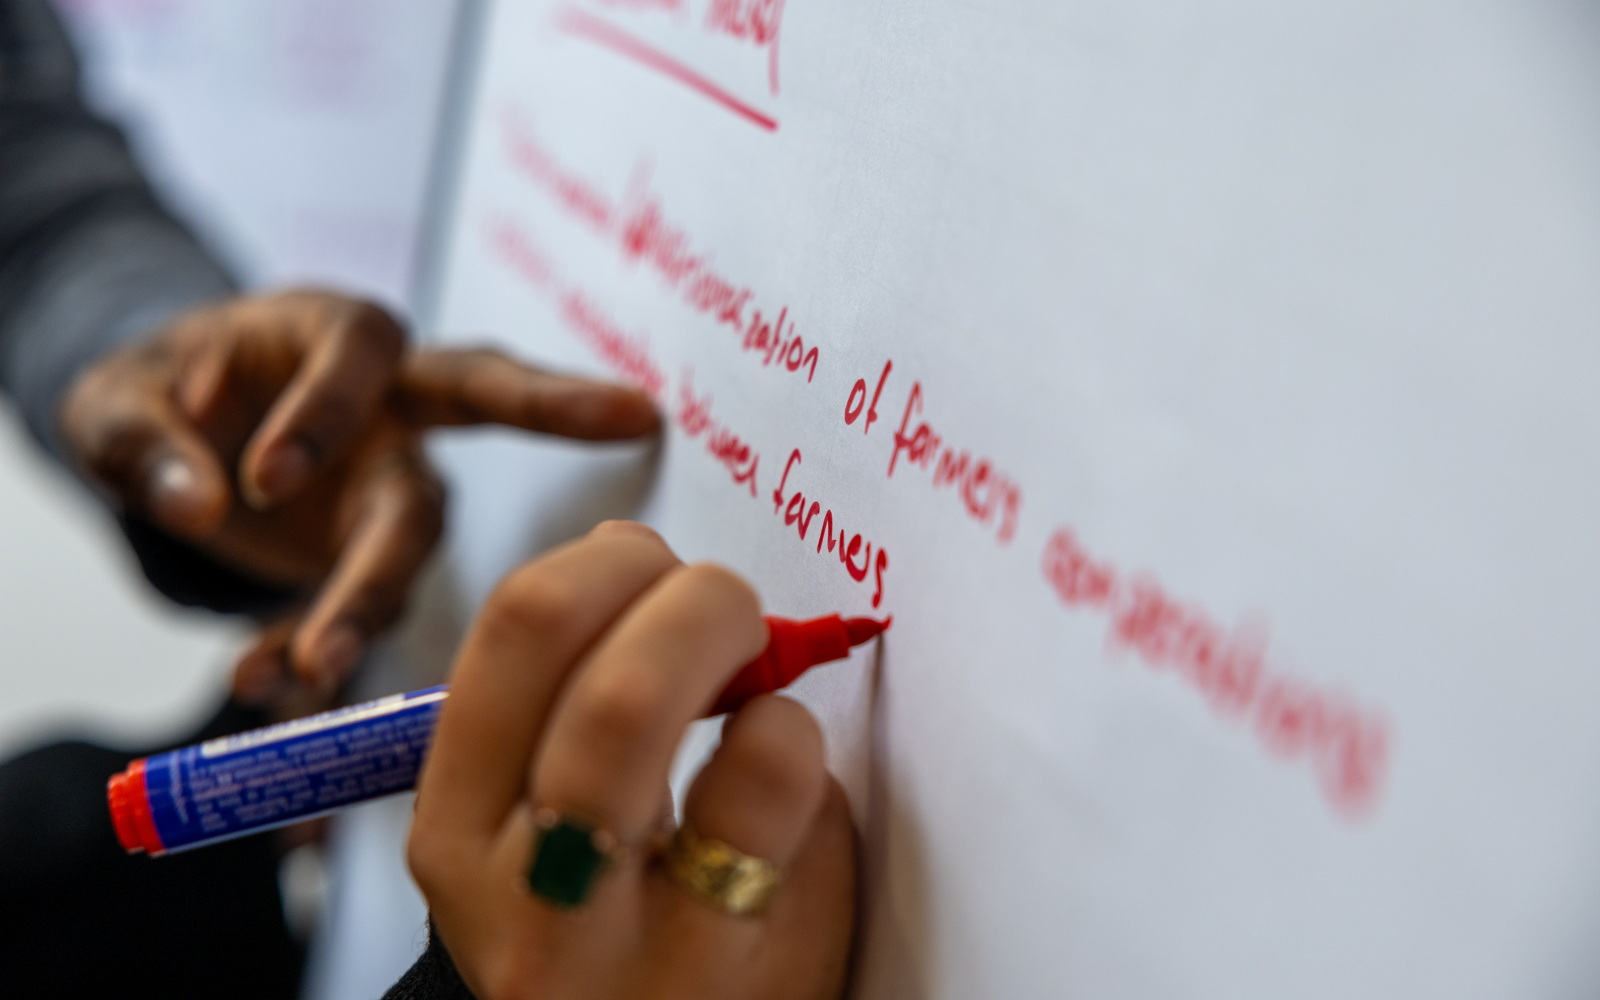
0, 0, 235, 457
0, 0, 299, 614
382, 927, 481, 1000
0, 698, 307, 999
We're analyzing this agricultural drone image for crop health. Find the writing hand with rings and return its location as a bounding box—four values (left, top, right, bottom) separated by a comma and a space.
407, 520, 856, 1000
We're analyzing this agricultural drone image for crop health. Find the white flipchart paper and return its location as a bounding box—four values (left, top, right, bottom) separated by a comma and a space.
57, 0, 460, 306
422, 2, 1600, 996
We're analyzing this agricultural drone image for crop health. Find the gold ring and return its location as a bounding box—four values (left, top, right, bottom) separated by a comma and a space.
664, 823, 782, 917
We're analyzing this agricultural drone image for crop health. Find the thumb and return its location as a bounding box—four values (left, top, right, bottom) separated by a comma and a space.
61, 368, 232, 538
145, 437, 230, 537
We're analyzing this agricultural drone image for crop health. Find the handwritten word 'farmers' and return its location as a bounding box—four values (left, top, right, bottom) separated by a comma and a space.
1041, 528, 1390, 819
773, 448, 889, 608
883, 377, 1022, 545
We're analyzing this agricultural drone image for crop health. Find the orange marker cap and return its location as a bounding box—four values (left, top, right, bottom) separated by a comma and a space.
105, 758, 164, 856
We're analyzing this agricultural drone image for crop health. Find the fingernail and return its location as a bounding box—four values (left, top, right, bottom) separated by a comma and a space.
150, 457, 205, 524
565, 387, 657, 433
233, 651, 287, 706
312, 623, 363, 686
249, 442, 313, 507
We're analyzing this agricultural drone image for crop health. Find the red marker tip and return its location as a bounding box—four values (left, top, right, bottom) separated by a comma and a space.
708, 613, 892, 716
843, 615, 892, 645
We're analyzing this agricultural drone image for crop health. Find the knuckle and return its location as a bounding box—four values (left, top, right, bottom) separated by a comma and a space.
461, 346, 509, 367
414, 472, 448, 528
87, 415, 159, 484
386, 470, 446, 542
674, 562, 765, 649
62, 357, 117, 409
679, 562, 761, 617
59, 365, 131, 444
419, 346, 500, 383
416, 492, 446, 543
569, 672, 662, 751
479, 567, 585, 650
300, 393, 365, 447
270, 287, 322, 309
591, 529, 678, 577
344, 300, 406, 356
340, 578, 408, 632
588, 519, 660, 543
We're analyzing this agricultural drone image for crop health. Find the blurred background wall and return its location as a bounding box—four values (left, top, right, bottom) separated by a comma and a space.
0, 0, 459, 756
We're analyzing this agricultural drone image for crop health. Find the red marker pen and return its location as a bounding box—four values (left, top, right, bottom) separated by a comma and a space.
108, 614, 889, 856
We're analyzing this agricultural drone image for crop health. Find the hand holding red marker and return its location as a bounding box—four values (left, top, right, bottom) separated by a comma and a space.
108, 611, 889, 857
404, 521, 862, 999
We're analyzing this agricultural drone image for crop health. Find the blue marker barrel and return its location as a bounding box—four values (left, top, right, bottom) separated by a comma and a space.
106, 614, 890, 857
107, 686, 447, 856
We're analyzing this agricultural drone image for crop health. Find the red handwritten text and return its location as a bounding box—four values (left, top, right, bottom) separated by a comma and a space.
1041, 527, 1390, 819
772, 448, 890, 608
488, 216, 667, 399
845, 360, 892, 434
576, 0, 786, 97
738, 306, 816, 381
560, 6, 779, 130
675, 371, 761, 495
597, 0, 683, 10
502, 117, 819, 384
703, 0, 784, 94
503, 115, 616, 233
558, 290, 668, 400
884, 377, 1022, 545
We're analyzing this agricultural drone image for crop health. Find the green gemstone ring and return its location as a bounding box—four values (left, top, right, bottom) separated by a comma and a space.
525, 808, 623, 908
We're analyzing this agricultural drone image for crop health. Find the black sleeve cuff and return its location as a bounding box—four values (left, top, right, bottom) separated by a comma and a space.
382, 924, 479, 1000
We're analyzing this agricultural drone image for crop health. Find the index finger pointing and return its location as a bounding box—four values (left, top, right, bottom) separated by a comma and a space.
397, 348, 660, 440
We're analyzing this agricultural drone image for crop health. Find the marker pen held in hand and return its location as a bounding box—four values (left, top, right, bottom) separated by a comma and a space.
107, 614, 889, 857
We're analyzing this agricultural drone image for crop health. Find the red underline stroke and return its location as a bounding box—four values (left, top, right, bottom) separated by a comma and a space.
557, 8, 779, 132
